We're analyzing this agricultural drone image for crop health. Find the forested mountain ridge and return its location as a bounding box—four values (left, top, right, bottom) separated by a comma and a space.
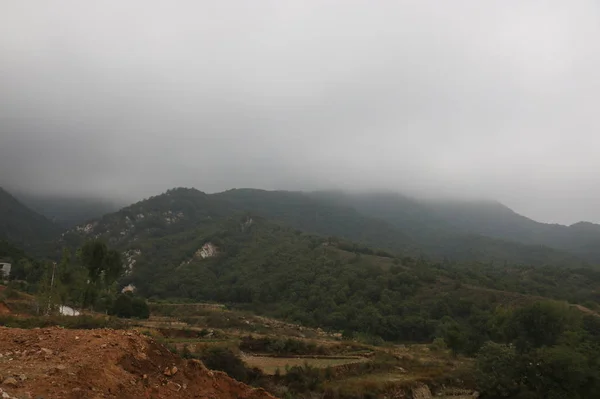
5, 186, 597, 268
337, 192, 600, 263
0, 186, 61, 249
214, 189, 588, 267
60, 187, 232, 248
54, 188, 600, 346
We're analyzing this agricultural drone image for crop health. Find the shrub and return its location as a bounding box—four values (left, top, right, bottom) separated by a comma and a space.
110, 293, 150, 319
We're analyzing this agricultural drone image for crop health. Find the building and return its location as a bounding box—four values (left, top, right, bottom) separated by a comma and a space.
0, 262, 11, 279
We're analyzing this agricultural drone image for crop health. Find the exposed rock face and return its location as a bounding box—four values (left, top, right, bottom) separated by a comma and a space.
241, 217, 254, 232
121, 284, 137, 294
123, 249, 142, 274
0, 327, 276, 399
196, 242, 218, 259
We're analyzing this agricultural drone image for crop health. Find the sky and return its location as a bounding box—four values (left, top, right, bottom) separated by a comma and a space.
1, 1, 599, 225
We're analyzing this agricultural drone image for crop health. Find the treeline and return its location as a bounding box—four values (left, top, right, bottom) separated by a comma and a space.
127, 220, 600, 347
474, 301, 600, 398
3, 240, 149, 319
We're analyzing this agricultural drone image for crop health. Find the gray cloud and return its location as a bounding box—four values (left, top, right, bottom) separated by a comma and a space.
1, 1, 600, 224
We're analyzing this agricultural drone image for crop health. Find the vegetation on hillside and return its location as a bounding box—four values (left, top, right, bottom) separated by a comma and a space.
215, 189, 589, 267
6, 187, 600, 397
0, 187, 60, 250
5, 239, 149, 319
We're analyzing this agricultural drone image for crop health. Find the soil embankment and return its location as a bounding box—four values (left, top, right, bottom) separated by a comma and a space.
0, 326, 276, 399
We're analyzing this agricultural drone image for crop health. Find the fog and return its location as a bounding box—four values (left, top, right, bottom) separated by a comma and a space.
1, 1, 599, 224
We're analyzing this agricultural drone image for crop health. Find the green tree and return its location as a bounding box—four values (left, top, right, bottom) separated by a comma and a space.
505, 301, 571, 352
79, 240, 124, 308
524, 346, 587, 399
110, 293, 150, 319
80, 241, 123, 286
475, 342, 521, 398
111, 293, 133, 318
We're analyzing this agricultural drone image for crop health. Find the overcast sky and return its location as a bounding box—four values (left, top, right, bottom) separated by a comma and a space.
1, 1, 599, 224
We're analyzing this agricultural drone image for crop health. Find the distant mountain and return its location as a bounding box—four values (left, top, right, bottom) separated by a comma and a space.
213, 189, 418, 256
423, 199, 600, 263
307, 191, 600, 265
214, 189, 586, 267
0, 187, 60, 249
57, 187, 600, 346
61, 187, 232, 249
58, 187, 595, 267
14, 192, 123, 227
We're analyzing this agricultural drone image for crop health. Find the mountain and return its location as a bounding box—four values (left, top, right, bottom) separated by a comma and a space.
288, 190, 600, 265
58, 187, 588, 272
214, 189, 587, 267
212, 189, 418, 255
58, 187, 600, 346
61, 188, 232, 248
0, 187, 60, 249
14, 192, 123, 227
421, 198, 600, 263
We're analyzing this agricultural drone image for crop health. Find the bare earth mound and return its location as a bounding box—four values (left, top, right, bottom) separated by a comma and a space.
0, 327, 276, 399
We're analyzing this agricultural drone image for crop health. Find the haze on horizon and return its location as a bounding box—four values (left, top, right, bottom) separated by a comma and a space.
1, 1, 599, 225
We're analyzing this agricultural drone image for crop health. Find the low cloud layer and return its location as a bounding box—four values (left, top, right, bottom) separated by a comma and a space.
1, 1, 599, 224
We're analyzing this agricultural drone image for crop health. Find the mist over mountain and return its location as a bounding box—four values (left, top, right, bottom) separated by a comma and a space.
2, 1, 600, 224
4, 3, 600, 398
13, 192, 124, 228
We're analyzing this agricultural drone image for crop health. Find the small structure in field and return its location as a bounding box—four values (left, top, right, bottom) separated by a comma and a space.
59, 305, 80, 316
0, 262, 11, 279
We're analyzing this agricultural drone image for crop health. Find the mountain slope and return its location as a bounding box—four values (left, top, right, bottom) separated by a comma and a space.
213, 188, 418, 255
61, 187, 232, 248
47, 185, 600, 360
0, 187, 60, 248
424, 199, 600, 263
60, 187, 590, 271
58, 188, 600, 345
214, 189, 586, 267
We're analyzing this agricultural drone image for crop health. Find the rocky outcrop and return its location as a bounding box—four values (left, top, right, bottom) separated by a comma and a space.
196, 242, 218, 259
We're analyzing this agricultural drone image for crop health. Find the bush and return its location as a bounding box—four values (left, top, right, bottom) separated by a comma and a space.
110, 293, 150, 319
239, 336, 328, 356
475, 342, 521, 398
199, 347, 263, 384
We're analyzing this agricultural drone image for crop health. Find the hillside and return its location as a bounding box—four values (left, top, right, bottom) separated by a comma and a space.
213, 188, 418, 255
426, 199, 600, 263
214, 189, 587, 267
11, 187, 600, 398
0, 187, 60, 249
303, 191, 600, 266
59, 188, 600, 345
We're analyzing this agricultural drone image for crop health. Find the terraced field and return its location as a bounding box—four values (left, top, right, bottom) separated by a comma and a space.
241, 354, 368, 374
